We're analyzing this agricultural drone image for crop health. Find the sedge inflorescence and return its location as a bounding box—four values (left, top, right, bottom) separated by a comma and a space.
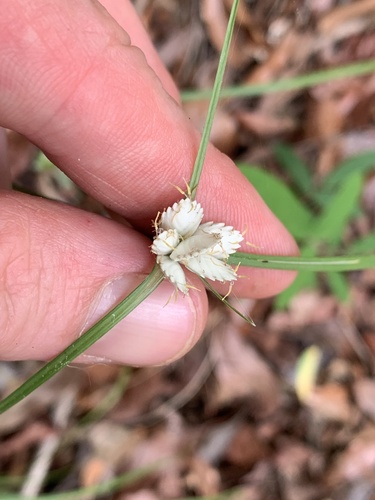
151, 197, 243, 294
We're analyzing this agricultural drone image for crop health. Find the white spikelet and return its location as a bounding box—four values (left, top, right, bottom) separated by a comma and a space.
157, 255, 188, 294
195, 222, 243, 257
160, 198, 203, 238
183, 254, 238, 282
170, 234, 219, 261
151, 229, 180, 256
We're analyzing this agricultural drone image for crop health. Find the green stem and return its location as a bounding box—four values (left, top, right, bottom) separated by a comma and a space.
0, 267, 164, 414
229, 252, 375, 271
182, 59, 375, 101
188, 0, 240, 198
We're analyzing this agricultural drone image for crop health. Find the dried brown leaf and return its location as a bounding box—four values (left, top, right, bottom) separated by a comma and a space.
328, 427, 375, 485
225, 423, 268, 468
319, 0, 375, 35
185, 456, 221, 496
237, 109, 296, 136
208, 323, 280, 416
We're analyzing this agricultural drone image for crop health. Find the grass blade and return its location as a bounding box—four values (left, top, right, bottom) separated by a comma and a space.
346, 233, 375, 255
239, 164, 314, 240
311, 173, 363, 244
201, 278, 255, 326
229, 252, 375, 271
273, 143, 312, 196
182, 59, 375, 101
326, 271, 350, 302
189, 0, 240, 198
321, 150, 375, 195
0, 266, 164, 414
274, 247, 318, 309
1, 464, 159, 500
275, 271, 318, 309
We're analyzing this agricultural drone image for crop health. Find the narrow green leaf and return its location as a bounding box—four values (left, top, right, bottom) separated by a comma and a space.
325, 272, 350, 302
79, 367, 131, 425
181, 59, 375, 101
0, 266, 164, 414
229, 252, 375, 271
347, 233, 375, 255
201, 278, 255, 326
311, 173, 363, 244
189, 0, 240, 198
273, 143, 312, 195
239, 164, 314, 239
321, 150, 375, 195
0, 465, 159, 500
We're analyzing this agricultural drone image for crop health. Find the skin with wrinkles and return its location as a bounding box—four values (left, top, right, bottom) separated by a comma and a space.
0, 0, 298, 365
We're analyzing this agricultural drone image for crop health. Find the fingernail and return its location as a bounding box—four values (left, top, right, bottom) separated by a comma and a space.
77, 274, 200, 366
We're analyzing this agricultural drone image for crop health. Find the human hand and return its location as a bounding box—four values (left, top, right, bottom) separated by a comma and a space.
0, 0, 298, 365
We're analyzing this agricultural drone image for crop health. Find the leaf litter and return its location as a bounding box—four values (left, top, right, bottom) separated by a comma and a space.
2, 1, 375, 498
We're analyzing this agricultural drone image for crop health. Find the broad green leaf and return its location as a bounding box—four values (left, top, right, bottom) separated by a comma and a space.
238, 164, 314, 239
275, 271, 318, 309
274, 246, 318, 309
311, 173, 363, 244
321, 150, 375, 195
326, 272, 350, 302
273, 143, 312, 195
346, 233, 375, 255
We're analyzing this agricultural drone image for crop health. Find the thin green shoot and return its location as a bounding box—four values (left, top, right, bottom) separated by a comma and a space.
0, 464, 159, 500
201, 277, 255, 326
229, 252, 375, 271
181, 59, 375, 101
79, 367, 131, 425
188, 0, 240, 199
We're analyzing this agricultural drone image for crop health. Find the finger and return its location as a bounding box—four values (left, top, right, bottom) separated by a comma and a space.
99, 0, 180, 101
0, 0, 298, 298
0, 190, 207, 364
0, 128, 11, 189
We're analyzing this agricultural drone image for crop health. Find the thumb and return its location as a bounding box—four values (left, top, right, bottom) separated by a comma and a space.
0, 191, 207, 365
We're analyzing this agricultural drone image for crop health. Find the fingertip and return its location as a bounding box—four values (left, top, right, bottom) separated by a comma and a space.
99, 0, 180, 101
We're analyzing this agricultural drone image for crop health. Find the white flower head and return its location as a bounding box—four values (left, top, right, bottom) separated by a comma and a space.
152, 196, 243, 294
